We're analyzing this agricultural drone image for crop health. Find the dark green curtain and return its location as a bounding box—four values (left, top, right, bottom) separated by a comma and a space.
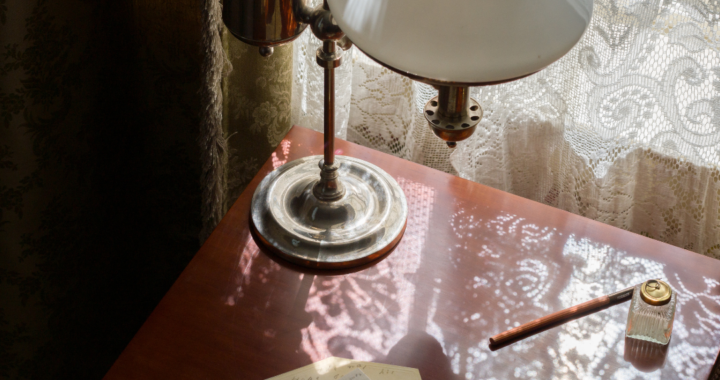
1, 0, 204, 378
0, 0, 295, 377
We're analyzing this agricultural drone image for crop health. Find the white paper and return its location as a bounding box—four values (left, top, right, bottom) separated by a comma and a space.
265, 357, 421, 380
338, 368, 372, 380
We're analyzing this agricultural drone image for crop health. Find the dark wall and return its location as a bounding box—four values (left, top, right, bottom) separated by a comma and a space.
0, 0, 204, 378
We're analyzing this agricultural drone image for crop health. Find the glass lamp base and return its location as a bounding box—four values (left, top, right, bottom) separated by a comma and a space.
250, 155, 407, 269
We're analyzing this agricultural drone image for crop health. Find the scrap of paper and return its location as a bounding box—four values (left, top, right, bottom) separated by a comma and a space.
265, 356, 421, 380
338, 368, 371, 380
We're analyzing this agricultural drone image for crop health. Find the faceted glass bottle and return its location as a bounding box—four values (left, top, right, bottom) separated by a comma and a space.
626, 280, 677, 345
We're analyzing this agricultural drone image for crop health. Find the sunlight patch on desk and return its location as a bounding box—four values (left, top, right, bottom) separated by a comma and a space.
299, 178, 434, 362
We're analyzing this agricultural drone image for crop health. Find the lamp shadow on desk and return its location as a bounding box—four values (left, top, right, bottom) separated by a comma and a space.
381, 330, 460, 380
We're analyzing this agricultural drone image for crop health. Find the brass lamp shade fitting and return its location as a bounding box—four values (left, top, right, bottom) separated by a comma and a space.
223, 0, 308, 56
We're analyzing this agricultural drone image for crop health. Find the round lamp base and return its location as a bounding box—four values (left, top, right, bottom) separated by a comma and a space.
250, 155, 407, 269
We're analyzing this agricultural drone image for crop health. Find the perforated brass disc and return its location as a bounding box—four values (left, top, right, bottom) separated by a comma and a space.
640, 279, 672, 306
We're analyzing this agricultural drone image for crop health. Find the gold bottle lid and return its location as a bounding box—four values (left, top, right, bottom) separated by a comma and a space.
640, 279, 672, 306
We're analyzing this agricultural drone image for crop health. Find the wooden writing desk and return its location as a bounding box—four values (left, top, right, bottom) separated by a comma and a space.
105, 126, 720, 379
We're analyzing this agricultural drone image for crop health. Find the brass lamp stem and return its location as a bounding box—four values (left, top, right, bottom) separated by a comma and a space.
438, 86, 470, 121
309, 6, 346, 201
323, 40, 336, 166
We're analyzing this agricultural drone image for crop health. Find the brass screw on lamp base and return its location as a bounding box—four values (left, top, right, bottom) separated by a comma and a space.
248, 1, 408, 269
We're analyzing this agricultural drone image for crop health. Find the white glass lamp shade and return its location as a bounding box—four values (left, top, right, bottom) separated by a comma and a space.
327, 0, 593, 85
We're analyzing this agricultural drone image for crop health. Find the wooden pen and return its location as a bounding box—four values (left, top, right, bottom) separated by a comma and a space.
489, 285, 635, 346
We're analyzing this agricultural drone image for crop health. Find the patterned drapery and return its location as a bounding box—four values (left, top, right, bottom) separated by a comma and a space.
1, 0, 205, 378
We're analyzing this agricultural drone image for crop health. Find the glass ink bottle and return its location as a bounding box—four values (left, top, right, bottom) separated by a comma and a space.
626, 279, 676, 345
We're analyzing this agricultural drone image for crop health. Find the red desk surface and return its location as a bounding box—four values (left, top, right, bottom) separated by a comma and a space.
105, 126, 720, 379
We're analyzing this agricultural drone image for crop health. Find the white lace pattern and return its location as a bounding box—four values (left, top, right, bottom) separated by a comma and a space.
292, 0, 720, 258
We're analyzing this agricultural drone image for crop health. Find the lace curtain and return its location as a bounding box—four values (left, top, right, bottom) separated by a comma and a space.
290, 0, 720, 259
